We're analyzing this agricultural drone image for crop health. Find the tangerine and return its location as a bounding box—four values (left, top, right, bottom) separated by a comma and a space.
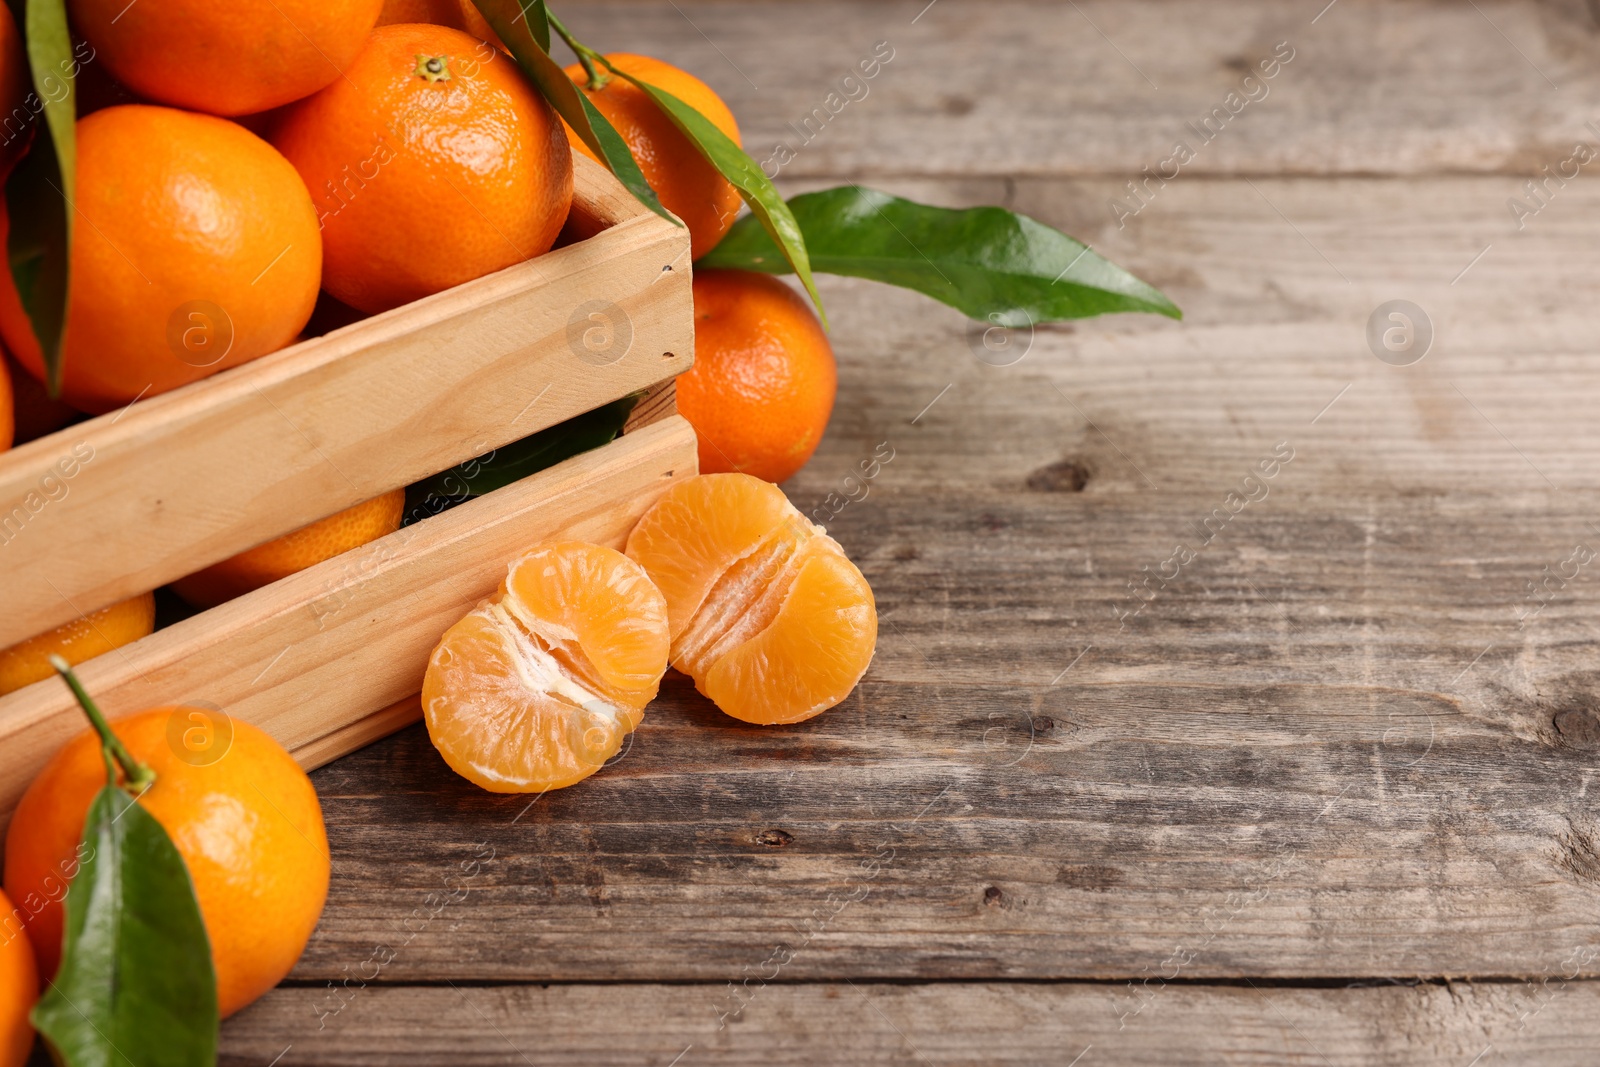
273, 24, 573, 314
423, 541, 669, 792
0, 3, 29, 178
0, 592, 156, 697
377, 0, 499, 44
564, 53, 742, 260
4, 352, 78, 446
172, 488, 406, 609
677, 269, 837, 484
4, 704, 329, 1018
67, 0, 384, 117
0, 105, 323, 414
626, 474, 876, 725
0, 352, 10, 451
0, 888, 36, 1067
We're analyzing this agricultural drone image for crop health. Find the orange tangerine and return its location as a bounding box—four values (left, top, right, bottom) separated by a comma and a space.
626, 474, 876, 725
0, 350, 10, 451
680, 270, 836, 484
0, 592, 156, 696
68, 0, 383, 117
564, 53, 742, 260
4, 706, 328, 1018
0, 888, 35, 1067
0, 105, 323, 414
423, 541, 669, 792
172, 488, 405, 609
0, 2, 31, 181
272, 23, 573, 314
4, 352, 78, 446
377, 0, 500, 44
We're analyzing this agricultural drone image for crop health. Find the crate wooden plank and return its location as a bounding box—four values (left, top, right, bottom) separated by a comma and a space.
0, 415, 698, 834
0, 153, 692, 647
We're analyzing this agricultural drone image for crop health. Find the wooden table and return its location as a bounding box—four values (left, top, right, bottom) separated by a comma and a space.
218, 1, 1600, 1061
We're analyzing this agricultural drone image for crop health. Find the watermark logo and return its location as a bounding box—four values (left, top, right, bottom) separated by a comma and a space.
165, 704, 234, 767
167, 301, 234, 368
1366, 300, 1432, 366
966, 311, 1033, 366
567, 299, 633, 367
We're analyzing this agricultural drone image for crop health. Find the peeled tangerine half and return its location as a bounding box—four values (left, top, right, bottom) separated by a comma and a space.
423, 541, 669, 792
626, 473, 878, 725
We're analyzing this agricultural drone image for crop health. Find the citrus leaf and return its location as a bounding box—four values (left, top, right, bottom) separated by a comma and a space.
597, 60, 826, 327
522, 0, 548, 51
31, 784, 218, 1067
468, 0, 675, 226
698, 185, 1182, 324
403, 395, 638, 524
7, 0, 79, 394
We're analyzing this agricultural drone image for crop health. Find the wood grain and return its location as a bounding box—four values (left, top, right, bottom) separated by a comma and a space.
0, 416, 699, 835
282, 671, 1599, 982
0, 154, 692, 647
237, 172, 1600, 991
14, 0, 1597, 1060
220, 981, 1600, 1066
563, 0, 1600, 179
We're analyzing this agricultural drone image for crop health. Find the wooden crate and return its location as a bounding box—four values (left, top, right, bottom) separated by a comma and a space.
0, 154, 698, 832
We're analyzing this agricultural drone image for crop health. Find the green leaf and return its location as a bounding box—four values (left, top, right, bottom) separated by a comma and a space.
468, 0, 675, 226
403, 395, 638, 524
8, 0, 80, 394
32, 785, 218, 1067
521, 0, 549, 52
597, 62, 826, 327
698, 185, 1182, 324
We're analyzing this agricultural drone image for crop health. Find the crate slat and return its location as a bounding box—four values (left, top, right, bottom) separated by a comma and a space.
0, 414, 699, 833
0, 154, 692, 647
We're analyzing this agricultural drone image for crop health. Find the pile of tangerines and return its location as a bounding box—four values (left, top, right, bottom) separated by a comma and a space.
0, 0, 870, 1058
0, 0, 840, 698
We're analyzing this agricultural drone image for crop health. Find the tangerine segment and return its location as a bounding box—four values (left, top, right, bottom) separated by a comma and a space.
626, 474, 878, 725
703, 549, 876, 725
423, 542, 668, 792
622, 472, 797, 643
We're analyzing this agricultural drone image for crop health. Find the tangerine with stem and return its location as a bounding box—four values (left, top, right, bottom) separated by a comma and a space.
4, 661, 329, 1018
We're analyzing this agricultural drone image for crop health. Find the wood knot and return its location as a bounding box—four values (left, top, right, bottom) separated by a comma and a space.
1032, 716, 1056, 732
754, 829, 793, 848
983, 885, 1003, 906
1025, 460, 1090, 493
1553, 708, 1600, 750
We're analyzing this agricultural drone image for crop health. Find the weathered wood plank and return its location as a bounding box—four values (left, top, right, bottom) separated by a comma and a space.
285, 670, 1597, 982
562, 0, 1600, 179
254, 173, 1600, 985
221, 980, 1600, 1065
35, 1, 1600, 1057
789, 172, 1600, 695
